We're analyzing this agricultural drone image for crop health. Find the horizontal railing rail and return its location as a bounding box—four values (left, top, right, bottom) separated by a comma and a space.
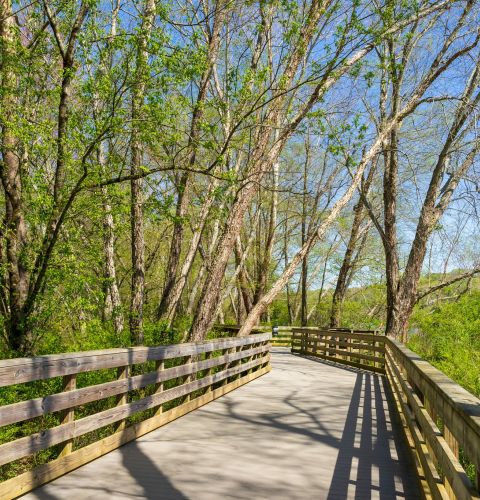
291, 327, 480, 499
291, 328, 385, 374
213, 324, 294, 347
0, 333, 271, 499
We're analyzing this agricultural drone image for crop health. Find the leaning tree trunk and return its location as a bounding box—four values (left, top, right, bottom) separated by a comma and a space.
330, 164, 375, 327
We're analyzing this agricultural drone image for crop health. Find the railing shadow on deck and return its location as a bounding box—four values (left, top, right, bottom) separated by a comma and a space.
294, 328, 480, 500
208, 354, 417, 499
327, 371, 417, 500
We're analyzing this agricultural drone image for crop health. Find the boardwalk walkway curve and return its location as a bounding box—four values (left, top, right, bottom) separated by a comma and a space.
0, 328, 479, 499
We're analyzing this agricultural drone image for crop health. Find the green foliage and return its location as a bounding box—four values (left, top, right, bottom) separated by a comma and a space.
409, 293, 480, 397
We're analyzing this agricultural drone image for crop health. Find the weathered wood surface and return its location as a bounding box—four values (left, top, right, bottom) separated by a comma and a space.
0, 344, 269, 427
21, 349, 420, 500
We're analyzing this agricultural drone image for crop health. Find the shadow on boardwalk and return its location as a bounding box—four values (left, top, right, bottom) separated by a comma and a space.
22, 350, 420, 499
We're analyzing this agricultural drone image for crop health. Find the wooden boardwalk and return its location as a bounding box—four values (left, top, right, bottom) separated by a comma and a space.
22, 348, 420, 499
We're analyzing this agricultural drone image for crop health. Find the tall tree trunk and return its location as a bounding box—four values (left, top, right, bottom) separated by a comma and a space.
300, 150, 308, 326
129, 0, 156, 345
98, 0, 123, 337
99, 147, 123, 335
0, 0, 28, 351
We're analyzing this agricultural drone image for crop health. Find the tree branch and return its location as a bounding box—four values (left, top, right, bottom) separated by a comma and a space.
415, 268, 480, 303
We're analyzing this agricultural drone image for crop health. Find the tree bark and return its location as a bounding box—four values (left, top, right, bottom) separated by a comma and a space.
98, 147, 123, 336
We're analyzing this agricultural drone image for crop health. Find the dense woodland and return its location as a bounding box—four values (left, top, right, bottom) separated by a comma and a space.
0, 0, 479, 393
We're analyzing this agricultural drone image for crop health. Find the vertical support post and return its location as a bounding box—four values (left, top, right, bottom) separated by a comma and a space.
59, 373, 76, 457
224, 346, 235, 385
155, 360, 164, 416
234, 343, 242, 379
444, 425, 459, 498
205, 350, 213, 392
183, 355, 193, 403
424, 398, 439, 474
115, 365, 129, 432
247, 342, 256, 375
259, 340, 268, 370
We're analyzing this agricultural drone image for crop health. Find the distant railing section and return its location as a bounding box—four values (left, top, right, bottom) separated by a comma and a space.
291, 327, 480, 499
291, 328, 385, 374
213, 324, 293, 347
0, 333, 271, 499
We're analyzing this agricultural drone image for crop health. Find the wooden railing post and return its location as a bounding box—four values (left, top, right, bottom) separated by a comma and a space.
59, 374, 76, 457
155, 360, 164, 416
183, 355, 193, 402
115, 365, 129, 432
205, 351, 213, 392
444, 424, 459, 498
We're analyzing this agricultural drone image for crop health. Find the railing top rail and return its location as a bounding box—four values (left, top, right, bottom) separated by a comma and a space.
0, 332, 271, 387
291, 327, 384, 334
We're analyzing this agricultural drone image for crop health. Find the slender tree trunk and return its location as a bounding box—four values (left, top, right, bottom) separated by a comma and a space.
99, 149, 123, 335
300, 152, 308, 326
0, 0, 28, 351
98, 1, 123, 337
129, 0, 156, 345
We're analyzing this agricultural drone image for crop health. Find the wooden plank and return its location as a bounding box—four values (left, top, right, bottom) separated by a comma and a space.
0, 365, 271, 500
204, 352, 212, 393
385, 361, 435, 499
292, 329, 385, 343
309, 339, 386, 353
0, 333, 271, 386
306, 345, 385, 364
115, 366, 128, 433
0, 344, 269, 426
0, 354, 269, 467
154, 360, 164, 416
183, 355, 193, 403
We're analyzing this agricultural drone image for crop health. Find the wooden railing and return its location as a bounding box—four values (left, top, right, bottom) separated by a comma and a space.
291, 327, 385, 374
386, 338, 480, 500
292, 327, 480, 499
213, 324, 293, 347
0, 333, 271, 499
